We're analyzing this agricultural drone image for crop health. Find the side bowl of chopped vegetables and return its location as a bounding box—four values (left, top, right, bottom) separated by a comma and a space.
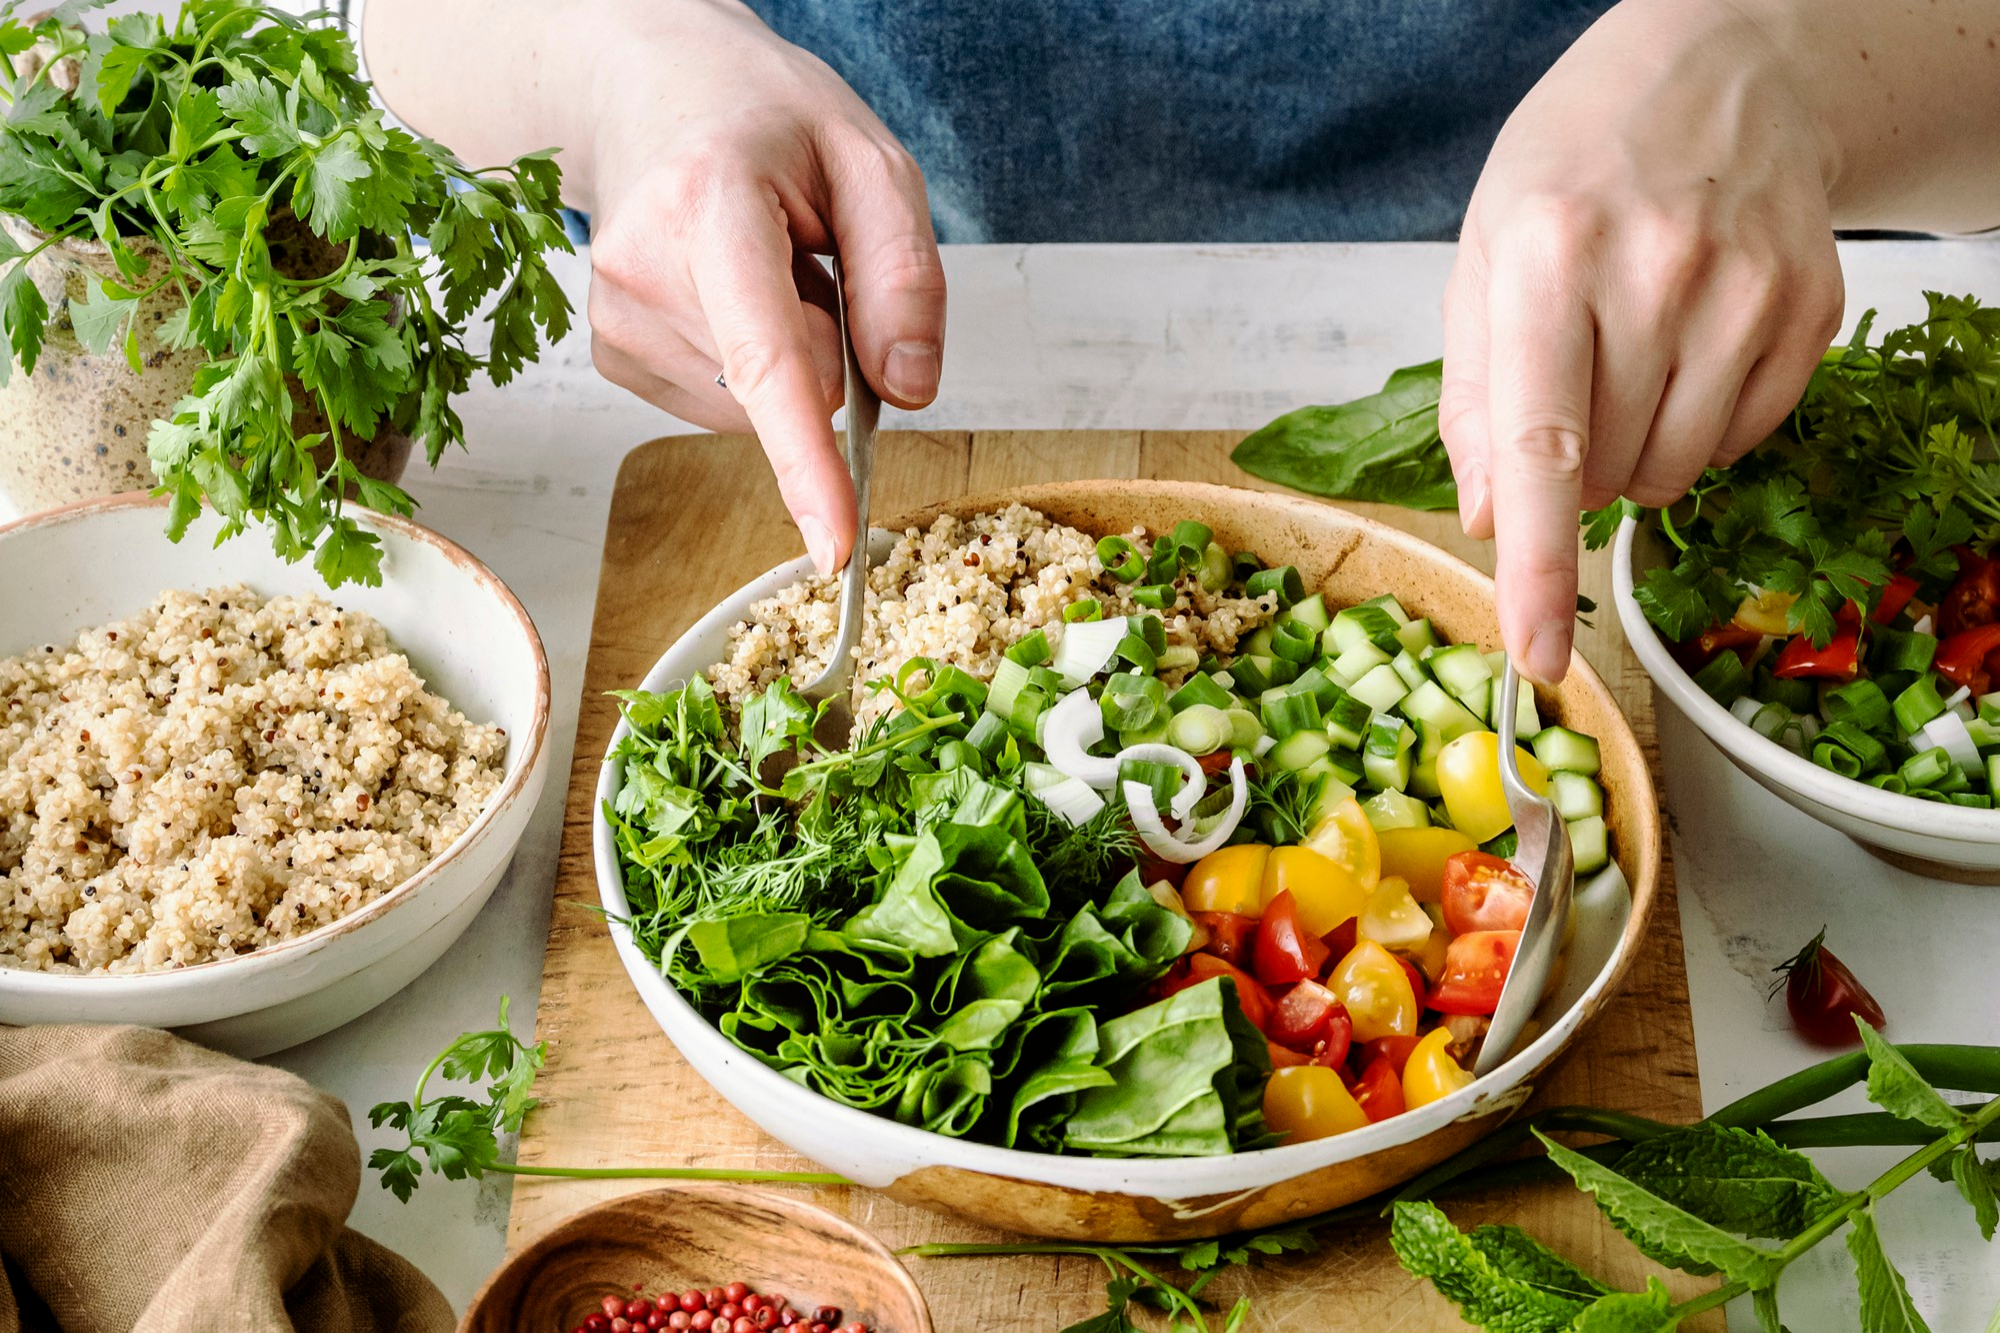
597, 482, 1661, 1242
1615, 515, 2000, 882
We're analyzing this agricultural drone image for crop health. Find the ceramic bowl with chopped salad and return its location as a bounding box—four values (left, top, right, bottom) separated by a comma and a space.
594, 482, 1657, 1240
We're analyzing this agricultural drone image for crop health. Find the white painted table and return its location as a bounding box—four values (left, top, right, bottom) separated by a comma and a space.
12, 241, 1998, 1329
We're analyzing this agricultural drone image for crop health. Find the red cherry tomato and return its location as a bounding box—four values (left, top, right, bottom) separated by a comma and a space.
1938, 547, 2000, 638
1191, 911, 1259, 966
1159, 951, 1274, 1033
1395, 955, 1428, 1009
1430, 930, 1521, 1015
1360, 1033, 1422, 1074
1134, 840, 1190, 890
1441, 851, 1536, 936
1321, 917, 1358, 971
1267, 1039, 1311, 1069
1197, 748, 1235, 776
1770, 929, 1887, 1047
1352, 1056, 1407, 1122
1268, 978, 1348, 1054
1252, 890, 1331, 987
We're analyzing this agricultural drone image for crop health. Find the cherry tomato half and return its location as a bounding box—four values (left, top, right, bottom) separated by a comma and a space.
1182, 844, 1268, 917
1269, 978, 1346, 1055
1429, 930, 1521, 1015
1441, 851, 1535, 936
1376, 826, 1479, 903
1191, 911, 1258, 966
1326, 940, 1419, 1042
1403, 1027, 1476, 1109
1259, 845, 1369, 937
1361, 1033, 1422, 1074
1253, 890, 1331, 987
1436, 732, 1549, 844
1262, 1065, 1369, 1144
1939, 547, 2000, 638
1352, 1055, 1407, 1123
1159, 954, 1274, 1033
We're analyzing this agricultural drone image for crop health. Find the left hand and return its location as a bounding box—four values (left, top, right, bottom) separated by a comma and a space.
1441, 0, 1846, 682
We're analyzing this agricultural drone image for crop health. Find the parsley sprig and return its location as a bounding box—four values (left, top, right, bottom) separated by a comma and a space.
1590, 294, 2000, 647
0, 0, 573, 586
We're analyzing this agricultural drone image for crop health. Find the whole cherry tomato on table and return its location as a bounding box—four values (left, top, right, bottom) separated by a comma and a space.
1769, 928, 1886, 1047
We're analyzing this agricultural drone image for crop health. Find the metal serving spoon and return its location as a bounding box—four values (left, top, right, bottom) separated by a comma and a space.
1472, 663, 1575, 1078
757, 256, 877, 789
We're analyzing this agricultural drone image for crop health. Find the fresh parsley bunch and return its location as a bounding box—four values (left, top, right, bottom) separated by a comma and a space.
1588, 294, 2000, 647
0, 0, 573, 586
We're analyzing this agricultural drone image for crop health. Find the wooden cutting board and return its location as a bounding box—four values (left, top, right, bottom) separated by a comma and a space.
505, 431, 1716, 1331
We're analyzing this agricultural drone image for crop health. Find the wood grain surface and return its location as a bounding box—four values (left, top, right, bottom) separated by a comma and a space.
505, 431, 1715, 1332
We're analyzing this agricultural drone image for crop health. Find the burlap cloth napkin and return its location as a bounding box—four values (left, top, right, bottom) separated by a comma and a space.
0, 1024, 455, 1333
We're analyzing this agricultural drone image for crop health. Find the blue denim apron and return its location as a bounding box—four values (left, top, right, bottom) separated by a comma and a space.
748, 0, 1616, 243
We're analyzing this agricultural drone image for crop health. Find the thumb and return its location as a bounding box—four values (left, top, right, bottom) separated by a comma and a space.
824, 135, 948, 409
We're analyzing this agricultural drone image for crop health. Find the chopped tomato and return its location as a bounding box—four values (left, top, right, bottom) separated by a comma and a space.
1262, 1065, 1369, 1143
1376, 826, 1480, 903
1352, 1055, 1407, 1123
1732, 588, 1797, 636
1308, 1006, 1355, 1072
1772, 627, 1860, 681
1404, 1027, 1477, 1108
1326, 940, 1420, 1043
1429, 930, 1521, 1015
1191, 911, 1258, 966
1395, 955, 1429, 1008
1269, 979, 1343, 1052
1934, 624, 2000, 696
1267, 1039, 1311, 1069
1182, 845, 1268, 917
1938, 547, 1999, 638
1301, 796, 1382, 893
1197, 748, 1235, 776
1259, 845, 1369, 937
1870, 574, 1920, 626
1134, 841, 1190, 890
1321, 916, 1358, 965
1441, 851, 1535, 936
1160, 953, 1274, 1033
1361, 1033, 1422, 1074
1696, 623, 1763, 661
1253, 890, 1332, 987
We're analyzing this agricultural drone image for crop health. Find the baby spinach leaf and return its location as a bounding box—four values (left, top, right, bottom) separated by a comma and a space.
686, 912, 810, 982
1387, 1201, 1594, 1333
1848, 1203, 1933, 1333
1535, 1131, 1781, 1287
1063, 977, 1267, 1157
1861, 1024, 1969, 1134
1231, 360, 1457, 510
1610, 1123, 1843, 1241
1005, 1009, 1114, 1149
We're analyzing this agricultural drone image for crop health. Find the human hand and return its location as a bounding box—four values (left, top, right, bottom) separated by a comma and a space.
583, 1, 945, 573
1440, 0, 1845, 682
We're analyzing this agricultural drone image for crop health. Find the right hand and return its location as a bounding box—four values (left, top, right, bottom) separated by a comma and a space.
584, 1, 946, 574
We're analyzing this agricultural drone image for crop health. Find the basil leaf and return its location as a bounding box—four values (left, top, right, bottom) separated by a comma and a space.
1231, 359, 1457, 510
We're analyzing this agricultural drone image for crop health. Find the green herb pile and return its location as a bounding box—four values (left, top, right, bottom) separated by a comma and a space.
0, 0, 572, 586
604, 670, 1278, 1156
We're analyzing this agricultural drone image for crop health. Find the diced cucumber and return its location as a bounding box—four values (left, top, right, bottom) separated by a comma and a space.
1169, 672, 1234, 713
1324, 693, 1372, 750
1989, 754, 2000, 795
1329, 605, 1404, 656
1391, 649, 1431, 692
1394, 617, 1441, 656
1980, 691, 2000, 726
1407, 720, 1446, 799
1305, 767, 1358, 827
1282, 592, 1331, 634
1348, 663, 1410, 714
1459, 676, 1491, 723
1567, 815, 1609, 874
1361, 594, 1412, 626
1260, 682, 1323, 739
1243, 625, 1276, 658
1400, 680, 1486, 742
1325, 748, 1366, 788
1485, 662, 1541, 738
1361, 788, 1430, 831
1533, 725, 1601, 776
1428, 643, 1493, 700
1330, 641, 1393, 686
1263, 656, 1301, 687
1271, 728, 1332, 772
1295, 665, 1344, 710
1363, 715, 1415, 792
1230, 655, 1275, 695
1549, 770, 1604, 821
1483, 649, 1508, 679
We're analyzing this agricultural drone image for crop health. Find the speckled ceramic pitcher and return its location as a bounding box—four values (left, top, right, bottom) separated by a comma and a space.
0, 215, 411, 515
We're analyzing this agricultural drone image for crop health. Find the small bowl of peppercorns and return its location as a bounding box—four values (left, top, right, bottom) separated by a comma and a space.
456, 1184, 931, 1333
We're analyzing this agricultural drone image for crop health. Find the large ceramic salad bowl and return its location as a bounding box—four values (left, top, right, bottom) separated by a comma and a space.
594, 481, 1661, 1241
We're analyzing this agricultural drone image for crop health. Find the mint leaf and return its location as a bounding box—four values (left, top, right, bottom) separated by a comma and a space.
1860, 1024, 1968, 1133
1535, 1131, 1781, 1286
1610, 1123, 1842, 1241
1389, 1201, 1592, 1332
1568, 1278, 1678, 1332
1848, 1203, 1933, 1333
1950, 1148, 1999, 1241
1466, 1225, 1613, 1300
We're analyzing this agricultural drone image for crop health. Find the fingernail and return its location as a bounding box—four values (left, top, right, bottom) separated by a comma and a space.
799, 515, 839, 577
1523, 619, 1571, 685
883, 341, 941, 403
1458, 459, 1488, 534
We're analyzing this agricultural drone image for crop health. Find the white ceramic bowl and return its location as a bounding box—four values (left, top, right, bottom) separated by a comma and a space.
0, 494, 551, 1056
594, 482, 1658, 1241
1615, 516, 2000, 883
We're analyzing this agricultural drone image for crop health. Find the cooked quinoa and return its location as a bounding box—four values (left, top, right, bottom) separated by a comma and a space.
0, 586, 506, 974
709, 504, 1279, 727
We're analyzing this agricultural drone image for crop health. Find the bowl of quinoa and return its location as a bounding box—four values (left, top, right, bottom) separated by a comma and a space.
0, 494, 551, 1056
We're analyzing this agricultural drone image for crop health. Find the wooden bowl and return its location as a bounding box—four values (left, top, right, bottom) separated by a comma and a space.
459, 1185, 932, 1333
594, 482, 1663, 1241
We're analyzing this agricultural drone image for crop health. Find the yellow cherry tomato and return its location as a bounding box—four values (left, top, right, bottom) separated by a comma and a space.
1376, 826, 1480, 904
1436, 731, 1549, 844
1326, 939, 1419, 1042
1261, 1065, 1370, 1144
1259, 845, 1369, 937
1411, 918, 1451, 986
1182, 844, 1270, 917
1358, 876, 1432, 950
1403, 1027, 1477, 1109
1302, 796, 1381, 892
1733, 587, 1798, 636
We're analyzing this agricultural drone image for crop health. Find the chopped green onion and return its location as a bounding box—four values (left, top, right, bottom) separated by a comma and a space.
1115, 634, 1156, 673
1168, 520, 1214, 560
1095, 535, 1145, 582
1893, 675, 1948, 736
1230, 550, 1263, 582
1133, 583, 1176, 610
1871, 627, 1939, 675
1754, 666, 1816, 713
1261, 686, 1323, 741
1004, 629, 1051, 668
1949, 792, 1994, 808
935, 739, 981, 772
1691, 650, 1750, 706
1230, 655, 1274, 695
1271, 620, 1319, 664
986, 656, 1031, 721
1118, 757, 1180, 808
1027, 665, 1066, 696
1063, 599, 1102, 623
1246, 565, 1305, 609
1101, 673, 1168, 735
1137, 615, 1168, 655
1866, 772, 1908, 795
1817, 720, 1887, 772
1144, 542, 1179, 585
1198, 542, 1232, 593
1170, 672, 1234, 712
1812, 742, 1863, 779
1167, 703, 1232, 756
1898, 744, 1953, 790
1824, 679, 1890, 732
